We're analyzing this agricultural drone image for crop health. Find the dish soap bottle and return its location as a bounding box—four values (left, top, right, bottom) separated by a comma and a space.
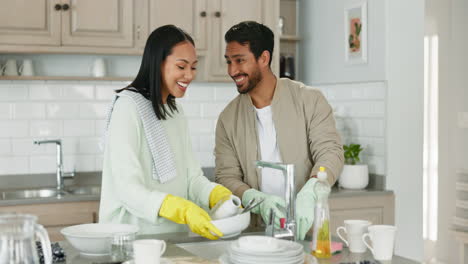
311, 166, 332, 258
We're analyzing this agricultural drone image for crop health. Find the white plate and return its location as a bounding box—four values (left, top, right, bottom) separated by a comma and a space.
220, 253, 304, 264
230, 239, 303, 257
123, 258, 172, 264
237, 236, 281, 252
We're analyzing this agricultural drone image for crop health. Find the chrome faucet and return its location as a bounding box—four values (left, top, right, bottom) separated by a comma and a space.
255, 160, 296, 241
33, 139, 75, 193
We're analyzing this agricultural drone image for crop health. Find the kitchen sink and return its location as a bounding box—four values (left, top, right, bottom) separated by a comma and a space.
0, 185, 101, 200
0, 188, 64, 200
66, 185, 101, 195
175, 240, 233, 260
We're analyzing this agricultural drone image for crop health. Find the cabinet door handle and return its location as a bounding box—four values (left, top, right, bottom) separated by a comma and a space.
214, 11, 221, 17
62, 3, 70, 11
54, 3, 62, 11
200, 11, 207, 17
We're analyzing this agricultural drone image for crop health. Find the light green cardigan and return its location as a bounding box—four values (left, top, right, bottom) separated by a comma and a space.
99, 96, 216, 234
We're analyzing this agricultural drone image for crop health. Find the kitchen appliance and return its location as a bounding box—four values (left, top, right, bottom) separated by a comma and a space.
0, 213, 52, 264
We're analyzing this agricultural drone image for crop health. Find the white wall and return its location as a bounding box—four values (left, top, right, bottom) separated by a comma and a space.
299, 0, 386, 84
386, 0, 424, 260
300, 0, 424, 260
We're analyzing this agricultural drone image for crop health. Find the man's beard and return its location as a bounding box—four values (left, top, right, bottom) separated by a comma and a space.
237, 70, 262, 94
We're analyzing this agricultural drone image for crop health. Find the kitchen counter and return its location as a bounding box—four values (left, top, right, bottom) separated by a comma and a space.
0, 171, 391, 206
59, 230, 418, 264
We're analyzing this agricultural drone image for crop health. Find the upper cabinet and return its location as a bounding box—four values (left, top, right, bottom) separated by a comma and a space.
61, 0, 134, 48
0, 0, 61, 46
0, 0, 279, 81
150, 0, 208, 51
0, 0, 146, 54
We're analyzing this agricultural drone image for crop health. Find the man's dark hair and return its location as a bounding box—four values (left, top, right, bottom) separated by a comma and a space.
224, 21, 274, 66
118, 25, 194, 120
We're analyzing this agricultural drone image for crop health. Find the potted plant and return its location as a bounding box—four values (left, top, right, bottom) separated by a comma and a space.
339, 144, 369, 189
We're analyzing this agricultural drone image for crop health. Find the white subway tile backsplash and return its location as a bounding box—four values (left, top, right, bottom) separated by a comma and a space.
0, 80, 387, 177
0, 103, 11, 119
29, 155, 56, 174
0, 139, 11, 155
0, 121, 29, 137
79, 103, 108, 119
95, 85, 118, 100
0, 84, 28, 101
188, 119, 214, 134
185, 85, 214, 101
12, 139, 55, 156
202, 103, 227, 118
64, 120, 95, 136
361, 119, 385, 137
199, 134, 215, 152
179, 102, 201, 118
95, 120, 107, 136
29, 84, 61, 100
64, 155, 96, 172
30, 120, 62, 137
196, 151, 215, 167
46, 103, 80, 119
62, 137, 79, 155
61, 85, 94, 100
214, 84, 238, 101
0, 156, 29, 174
11, 103, 46, 119
79, 137, 102, 154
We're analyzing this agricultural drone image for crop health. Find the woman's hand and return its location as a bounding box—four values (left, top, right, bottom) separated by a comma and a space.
159, 194, 223, 240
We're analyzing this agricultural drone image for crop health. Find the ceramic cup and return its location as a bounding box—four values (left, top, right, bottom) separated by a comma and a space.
3, 59, 18, 76
362, 225, 397, 261
210, 195, 242, 220
133, 239, 166, 264
90, 58, 106, 77
19, 59, 34, 76
336, 219, 371, 253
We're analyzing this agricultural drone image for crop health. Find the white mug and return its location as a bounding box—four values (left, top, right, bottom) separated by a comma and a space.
90, 58, 106, 77
336, 219, 371, 253
362, 225, 397, 261
133, 239, 166, 264
19, 59, 34, 76
210, 195, 242, 220
3, 59, 18, 76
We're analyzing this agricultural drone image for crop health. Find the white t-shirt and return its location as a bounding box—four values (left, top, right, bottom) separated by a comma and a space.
255, 105, 285, 198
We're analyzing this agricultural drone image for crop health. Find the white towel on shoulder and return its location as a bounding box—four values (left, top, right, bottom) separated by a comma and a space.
102, 89, 177, 183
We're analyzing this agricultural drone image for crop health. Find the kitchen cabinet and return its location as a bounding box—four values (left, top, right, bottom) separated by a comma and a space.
329, 192, 395, 238
149, 0, 280, 82
0, 201, 99, 242
0, 0, 147, 54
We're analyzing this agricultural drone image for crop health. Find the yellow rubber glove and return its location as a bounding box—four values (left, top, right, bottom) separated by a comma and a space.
209, 185, 233, 209
159, 194, 223, 240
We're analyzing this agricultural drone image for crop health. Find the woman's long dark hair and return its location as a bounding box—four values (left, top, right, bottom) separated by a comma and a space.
119, 25, 195, 120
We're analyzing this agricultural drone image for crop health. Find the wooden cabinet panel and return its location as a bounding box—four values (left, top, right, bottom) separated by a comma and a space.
0, 201, 99, 242
0, 0, 61, 45
150, 0, 208, 50
207, 0, 264, 81
61, 0, 134, 47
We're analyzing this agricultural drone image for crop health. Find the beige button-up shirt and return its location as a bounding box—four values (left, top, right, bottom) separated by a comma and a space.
215, 78, 344, 199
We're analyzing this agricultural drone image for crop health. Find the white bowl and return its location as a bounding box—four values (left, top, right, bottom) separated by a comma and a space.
211, 211, 250, 238
60, 223, 139, 256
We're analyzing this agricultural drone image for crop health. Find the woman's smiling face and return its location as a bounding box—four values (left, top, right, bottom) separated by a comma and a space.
161, 41, 198, 102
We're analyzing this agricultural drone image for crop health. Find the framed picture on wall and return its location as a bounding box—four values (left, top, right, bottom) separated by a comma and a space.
344, 1, 368, 64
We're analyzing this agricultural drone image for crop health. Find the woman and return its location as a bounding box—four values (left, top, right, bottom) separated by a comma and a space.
99, 25, 232, 240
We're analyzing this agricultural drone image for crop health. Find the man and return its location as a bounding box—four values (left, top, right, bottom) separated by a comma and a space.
214, 21, 344, 240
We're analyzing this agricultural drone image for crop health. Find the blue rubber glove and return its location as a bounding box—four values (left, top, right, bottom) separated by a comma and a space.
242, 189, 286, 227
295, 178, 330, 240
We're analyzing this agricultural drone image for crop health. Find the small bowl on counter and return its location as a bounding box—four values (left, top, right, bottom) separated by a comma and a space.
61, 223, 139, 256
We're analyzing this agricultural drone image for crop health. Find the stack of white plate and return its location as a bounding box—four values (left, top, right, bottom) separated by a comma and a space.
219, 236, 304, 264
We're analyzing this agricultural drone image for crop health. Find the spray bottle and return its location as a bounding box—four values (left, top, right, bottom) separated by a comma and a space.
311, 166, 332, 258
